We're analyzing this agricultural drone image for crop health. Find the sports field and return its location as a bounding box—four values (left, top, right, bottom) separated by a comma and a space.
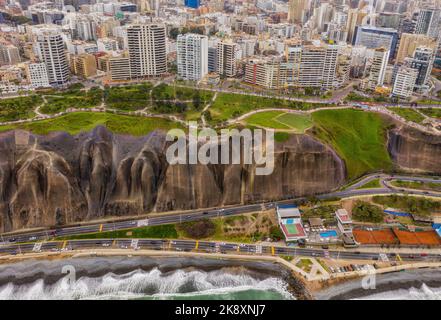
353, 229, 398, 245
285, 224, 299, 235
393, 229, 441, 246
245, 111, 313, 133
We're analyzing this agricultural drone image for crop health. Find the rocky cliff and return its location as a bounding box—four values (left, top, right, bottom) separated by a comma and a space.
388, 126, 441, 174
0, 127, 346, 232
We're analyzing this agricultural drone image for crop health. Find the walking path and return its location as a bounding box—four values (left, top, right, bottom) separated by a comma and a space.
201, 92, 217, 127
2, 82, 441, 136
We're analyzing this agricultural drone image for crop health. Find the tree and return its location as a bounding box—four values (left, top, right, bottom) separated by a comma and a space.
203, 110, 212, 122
178, 219, 216, 239
169, 27, 180, 40
193, 91, 202, 110
269, 226, 284, 241
352, 201, 384, 223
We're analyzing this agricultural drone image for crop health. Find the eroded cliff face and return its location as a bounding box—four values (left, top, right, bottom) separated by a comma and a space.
388, 126, 441, 174
0, 127, 346, 232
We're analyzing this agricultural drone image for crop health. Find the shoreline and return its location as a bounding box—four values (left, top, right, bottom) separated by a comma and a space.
0, 249, 312, 300
2, 249, 441, 299
315, 267, 441, 299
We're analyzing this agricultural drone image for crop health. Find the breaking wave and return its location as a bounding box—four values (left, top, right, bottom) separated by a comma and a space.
357, 283, 441, 300
0, 268, 292, 300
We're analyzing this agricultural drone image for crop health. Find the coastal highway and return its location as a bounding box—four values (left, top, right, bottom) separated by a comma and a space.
1, 173, 441, 244
0, 238, 440, 263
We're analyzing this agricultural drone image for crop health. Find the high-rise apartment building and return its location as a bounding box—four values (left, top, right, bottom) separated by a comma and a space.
71, 53, 97, 78
245, 40, 341, 89
415, 8, 440, 38
127, 24, 167, 78
298, 44, 327, 88
244, 56, 286, 89
407, 46, 435, 91
367, 47, 390, 90
0, 44, 21, 66
208, 47, 218, 73
35, 30, 70, 85
288, 0, 310, 24
299, 42, 340, 88
177, 34, 208, 81
217, 41, 237, 78
396, 33, 438, 64
109, 55, 131, 81
346, 9, 367, 44
26, 62, 50, 88
392, 66, 418, 99
354, 26, 398, 59
285, 39, 302, 86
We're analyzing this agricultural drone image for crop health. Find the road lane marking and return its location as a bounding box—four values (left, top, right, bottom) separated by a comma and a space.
61, 241, 67, 249
130, 239, 139, 249
32, 242, 42, 252
137, 219, 149, 227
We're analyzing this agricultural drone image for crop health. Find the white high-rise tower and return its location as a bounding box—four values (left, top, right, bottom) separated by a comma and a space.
35, 30, 70, 86
177, 34, 208, 81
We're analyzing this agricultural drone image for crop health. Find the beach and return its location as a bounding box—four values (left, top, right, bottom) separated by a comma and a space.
315, 268, 441, 300
0, 255, 309, 300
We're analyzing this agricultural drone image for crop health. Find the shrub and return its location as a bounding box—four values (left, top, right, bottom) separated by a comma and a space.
352, 201, 384, 223
269, 226, 284, 241
178, 219, 216, 239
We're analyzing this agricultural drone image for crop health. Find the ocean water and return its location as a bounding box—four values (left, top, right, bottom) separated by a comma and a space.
357, 284, 441, 300
0, 267, 293, 300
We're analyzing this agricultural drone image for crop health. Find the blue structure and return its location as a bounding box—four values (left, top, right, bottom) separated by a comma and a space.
354, 25, 398, 60
384, 209, 411, 217
185, 0, 200, 9
119, 3, 137, 12
433, 224, 441, 237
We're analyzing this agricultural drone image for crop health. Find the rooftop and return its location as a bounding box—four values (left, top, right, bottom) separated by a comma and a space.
277, 205, 300, 218
336, 209, 352, 223
308, 217, 323, 228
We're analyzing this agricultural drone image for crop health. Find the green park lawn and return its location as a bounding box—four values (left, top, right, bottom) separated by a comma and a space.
311, 109, 393, 179
244, 111, 313, 133
419, 108, 441, 119
277, 113, 313, 132
57, 224, 178, 240
388, 107, 425, 124
391, 180, 441, 192
0, 112, 182, 136
356, 178, 382, 189
245, 108, 393, 178
209, 93, 319, 124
